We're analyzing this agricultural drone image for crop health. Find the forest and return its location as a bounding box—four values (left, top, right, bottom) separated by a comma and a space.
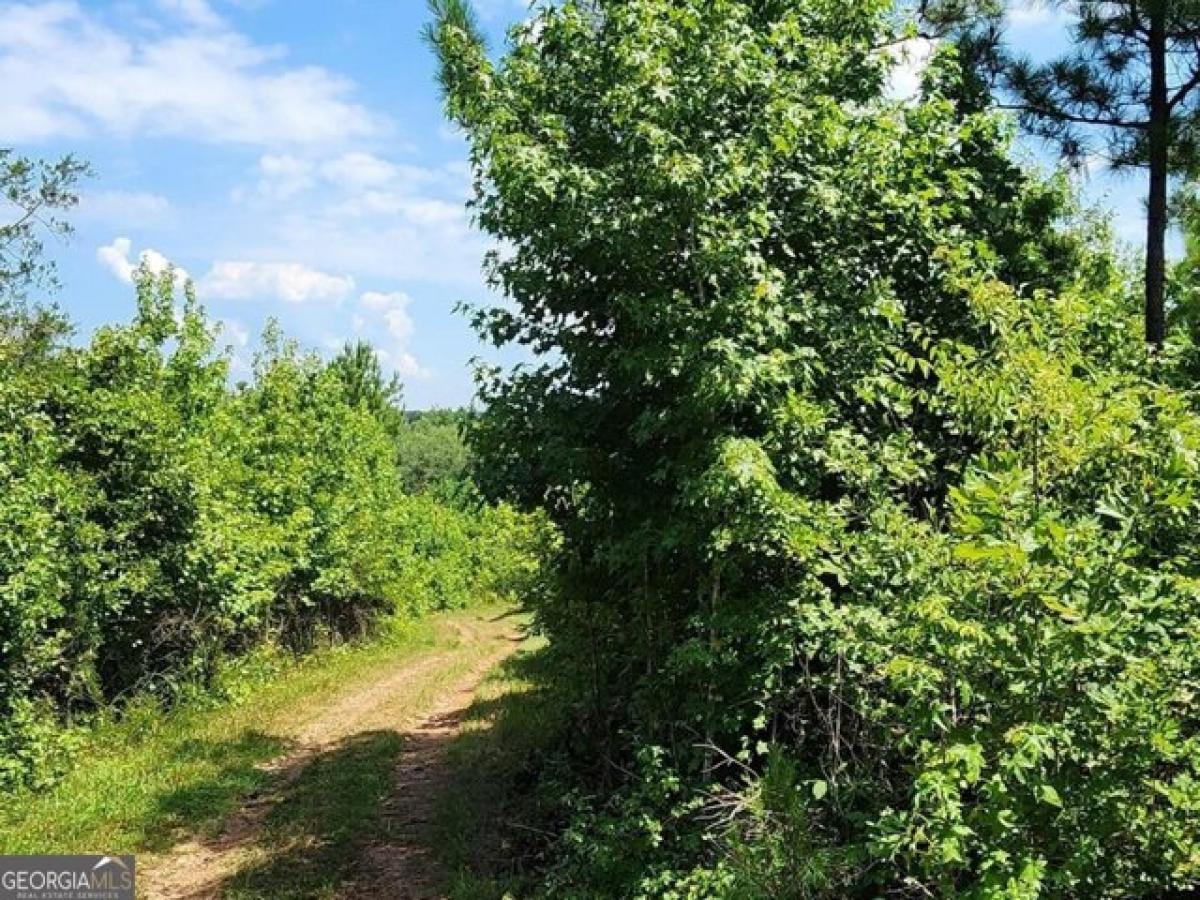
3, 0, 1200, 898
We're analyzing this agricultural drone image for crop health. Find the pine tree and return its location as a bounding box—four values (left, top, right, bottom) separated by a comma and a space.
327, 341, 405, 436
996, 1, 1200, 348
0, 150, 89, 306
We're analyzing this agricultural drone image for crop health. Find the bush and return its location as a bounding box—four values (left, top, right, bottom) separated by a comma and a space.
0, 275, 543, 789
432, 0, 1199, 895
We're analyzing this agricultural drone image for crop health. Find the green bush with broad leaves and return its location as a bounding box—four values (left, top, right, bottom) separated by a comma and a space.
0, 274, 544, 790
431, 0, 1199, 895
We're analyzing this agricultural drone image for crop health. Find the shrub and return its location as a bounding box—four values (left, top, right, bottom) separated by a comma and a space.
432, 0, 1199, 894
0, 273, 543, 789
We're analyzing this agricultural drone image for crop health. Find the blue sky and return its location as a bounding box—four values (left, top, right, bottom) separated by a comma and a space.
0, 0, 1152, 408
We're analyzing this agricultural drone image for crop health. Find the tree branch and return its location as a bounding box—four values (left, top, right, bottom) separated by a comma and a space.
1169, 67, 1200, 109
1169, 37, 1200, 109
996, 102, 1149, 130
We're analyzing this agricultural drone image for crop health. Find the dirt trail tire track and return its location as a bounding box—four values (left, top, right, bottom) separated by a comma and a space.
340, 636, 517, 899
139, 614, 519, 899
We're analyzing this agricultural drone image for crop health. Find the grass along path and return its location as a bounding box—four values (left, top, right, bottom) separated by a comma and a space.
0, 606, 526, 899
430, 644, 560, 900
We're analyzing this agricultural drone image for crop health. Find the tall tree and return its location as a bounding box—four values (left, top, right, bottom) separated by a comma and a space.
964, 1, 1200, 348
0, 150, 90, 306
1, 151, 88, 368
431, 0, 1200, 894
327, 341, 406, 435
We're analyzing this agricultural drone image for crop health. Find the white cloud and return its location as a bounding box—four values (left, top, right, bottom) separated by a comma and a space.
383, 308, 412, 342
250, 151, 435, 200
360, 290, 399, 312
360, 290, 415, 341
231, 151, 488, 289
321, 152, 403, 191
198, 261, 355, 304
97, 238, 137, 281
97, 236, 189, 286
254, 154, 317, 199
1009, 2, 1069, 29
474, 0, 530, 22
263, 209, 488, 289
375, 346, 427, 379
218, 317, 250, 347
0, 1, 381, 145
336, 192, 462, 222
886, 37, 936, 102
355, 290, 427, 377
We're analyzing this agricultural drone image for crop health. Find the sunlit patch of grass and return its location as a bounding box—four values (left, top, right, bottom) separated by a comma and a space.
221, 730, 403, 899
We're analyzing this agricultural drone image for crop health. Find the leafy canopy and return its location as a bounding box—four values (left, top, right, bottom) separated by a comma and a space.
433, 0, 1199, 895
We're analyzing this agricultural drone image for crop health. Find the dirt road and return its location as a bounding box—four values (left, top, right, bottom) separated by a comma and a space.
139, 611, 523, 899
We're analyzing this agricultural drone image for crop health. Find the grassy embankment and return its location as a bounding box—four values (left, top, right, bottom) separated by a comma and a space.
0, 606, 520, 867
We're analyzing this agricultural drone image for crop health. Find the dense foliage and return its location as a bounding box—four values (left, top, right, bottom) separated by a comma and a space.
433, 0, 1200, 896
0, 276, 542, 789
394, 409, 474, 498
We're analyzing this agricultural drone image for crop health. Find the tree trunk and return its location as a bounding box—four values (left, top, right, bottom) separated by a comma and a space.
1146, 5, 1169, 349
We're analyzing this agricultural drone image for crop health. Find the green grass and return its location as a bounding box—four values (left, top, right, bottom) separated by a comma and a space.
221, 729, 403, 899
431, 639, 565, 900
0, 607, 505, 859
